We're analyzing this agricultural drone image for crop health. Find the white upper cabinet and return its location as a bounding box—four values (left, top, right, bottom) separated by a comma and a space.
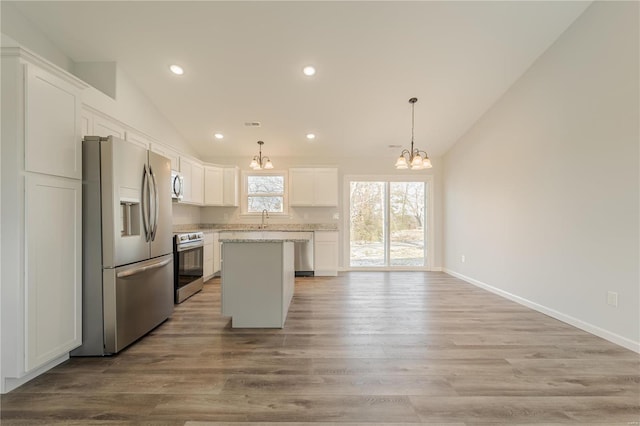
204, 165, 238, 206
289, 168, 315, 206
222, 167, 239, 207
289, 168, 338, 207
150, 143, 180, 172
25, 63, 82, 179
125, 130, 152, 150
92, 113, 126, 139
204, 165, 223, 206
181, 156, 204, 205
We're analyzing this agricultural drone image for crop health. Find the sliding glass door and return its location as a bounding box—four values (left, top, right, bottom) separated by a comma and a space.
349, 179, 428, 269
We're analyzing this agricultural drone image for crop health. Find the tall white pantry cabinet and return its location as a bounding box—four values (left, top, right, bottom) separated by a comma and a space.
1, 47, 87, 393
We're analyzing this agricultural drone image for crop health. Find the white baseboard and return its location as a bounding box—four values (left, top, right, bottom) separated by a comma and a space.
443, 268, 640, 354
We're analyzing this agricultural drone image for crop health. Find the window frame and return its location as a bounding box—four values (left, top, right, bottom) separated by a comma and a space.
343, 174, 434, 271
241, 170, 289, 216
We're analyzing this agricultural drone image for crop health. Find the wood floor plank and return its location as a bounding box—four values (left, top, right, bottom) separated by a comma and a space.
1, 271, 638, 424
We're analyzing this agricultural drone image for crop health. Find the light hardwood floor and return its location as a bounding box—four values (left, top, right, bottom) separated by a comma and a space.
2, 272, 639, 425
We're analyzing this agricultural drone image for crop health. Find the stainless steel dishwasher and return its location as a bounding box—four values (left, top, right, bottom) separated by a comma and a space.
294, 232, 314, 276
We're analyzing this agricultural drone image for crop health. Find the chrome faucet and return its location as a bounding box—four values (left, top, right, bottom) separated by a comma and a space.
260, 209, 269, 229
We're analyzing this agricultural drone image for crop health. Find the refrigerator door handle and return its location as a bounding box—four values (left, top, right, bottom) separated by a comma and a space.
149, 166, 159, 241
141, 165, 151, 242
115, 257, 172, 278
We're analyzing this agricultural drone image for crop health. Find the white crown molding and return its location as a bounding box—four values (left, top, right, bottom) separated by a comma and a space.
1, 46, 88, 90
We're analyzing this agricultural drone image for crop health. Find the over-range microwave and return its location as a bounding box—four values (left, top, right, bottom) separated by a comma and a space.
171, 170, 184, 201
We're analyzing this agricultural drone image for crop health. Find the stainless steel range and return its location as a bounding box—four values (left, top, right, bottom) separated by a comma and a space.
173, 232, 205, 303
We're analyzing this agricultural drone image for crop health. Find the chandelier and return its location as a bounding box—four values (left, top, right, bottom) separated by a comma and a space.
394, 97, 432, 170
249, 140, 274, 170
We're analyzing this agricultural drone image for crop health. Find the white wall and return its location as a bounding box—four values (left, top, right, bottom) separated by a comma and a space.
1, 2, 195, 157
0, 2, 73, 71
442, 2, 639, 350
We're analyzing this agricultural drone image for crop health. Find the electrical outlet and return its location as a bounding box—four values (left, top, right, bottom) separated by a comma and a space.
332, 212, 340, 220
607, 291, 618, 307
461, 255, 465, 263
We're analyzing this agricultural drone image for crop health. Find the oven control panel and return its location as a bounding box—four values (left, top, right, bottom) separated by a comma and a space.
175, 232, 204, 245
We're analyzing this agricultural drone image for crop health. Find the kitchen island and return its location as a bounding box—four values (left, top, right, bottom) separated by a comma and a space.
220, 233, 311, 328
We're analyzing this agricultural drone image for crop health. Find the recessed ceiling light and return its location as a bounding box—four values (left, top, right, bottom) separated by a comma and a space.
306, 133, 316, 140
214, 133, 224, 140
169, 65, 184, 75
302, 66, 316, 77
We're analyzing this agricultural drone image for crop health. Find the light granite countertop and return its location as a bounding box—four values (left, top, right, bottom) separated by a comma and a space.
173, 223, 338, 233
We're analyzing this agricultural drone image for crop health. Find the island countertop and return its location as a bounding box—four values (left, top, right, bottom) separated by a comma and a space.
219, 230, 313, 243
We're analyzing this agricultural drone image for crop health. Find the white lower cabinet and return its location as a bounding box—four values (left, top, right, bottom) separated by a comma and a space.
203, 232, 222, 280
314, 231, 339, 276
213, 232, 221, 275
204, 232, 214, 280
24, 175, 82, 371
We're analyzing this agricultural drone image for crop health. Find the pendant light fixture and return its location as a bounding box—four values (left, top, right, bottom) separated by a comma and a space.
394, 97, 432, 170
249, 140, 274, 170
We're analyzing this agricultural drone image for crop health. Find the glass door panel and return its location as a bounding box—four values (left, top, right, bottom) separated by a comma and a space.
390, 182, 425, 266
349, 182, 385, 267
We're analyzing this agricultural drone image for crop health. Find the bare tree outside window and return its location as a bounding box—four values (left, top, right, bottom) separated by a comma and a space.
350, 180, 426, 267
246, 175, 285, 213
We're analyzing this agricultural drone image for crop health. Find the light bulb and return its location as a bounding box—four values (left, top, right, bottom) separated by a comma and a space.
395, 156, 408, 169
169, 65, 184, 75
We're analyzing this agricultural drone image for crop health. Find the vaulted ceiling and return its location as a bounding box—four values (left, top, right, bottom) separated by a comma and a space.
7, 1, 591, 159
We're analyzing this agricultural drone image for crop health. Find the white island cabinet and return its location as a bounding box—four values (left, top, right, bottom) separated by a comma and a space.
220, 233, 309, 328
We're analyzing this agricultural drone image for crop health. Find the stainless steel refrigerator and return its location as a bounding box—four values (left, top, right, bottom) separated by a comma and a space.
72, 135, 174, 356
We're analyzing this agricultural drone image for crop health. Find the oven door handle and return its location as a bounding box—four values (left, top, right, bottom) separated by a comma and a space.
116, 258, 172, 279
177, 242, 204, 252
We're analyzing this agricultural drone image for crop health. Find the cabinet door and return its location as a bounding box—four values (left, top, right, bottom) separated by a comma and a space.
92, 114, 126, 139
191, 162, 204, 205
314, 231, 338, 276
25, 64, 82, 179
204, 166, 223, 206
222, 167, 239, 206
180, 158, 193, 202
212, 232, 221, 275
314, 168, 338, 206
203, 233, 214, 280
25, 175, 82, 371
125, 131, 152, 150
151, 143, 180, 172
289, 168, 315, 206
180, 157, 203, 205
80, 109, 92, 138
